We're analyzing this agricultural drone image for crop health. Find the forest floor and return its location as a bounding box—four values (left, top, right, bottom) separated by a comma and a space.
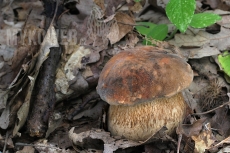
1, 0, 230, 153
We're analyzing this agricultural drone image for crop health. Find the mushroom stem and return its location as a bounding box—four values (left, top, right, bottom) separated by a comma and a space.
108, 92, 187, 141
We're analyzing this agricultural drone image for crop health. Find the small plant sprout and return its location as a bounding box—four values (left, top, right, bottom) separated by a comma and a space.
166, 0, 221, 32
135, 0, 222, 44
218, 51, 230, 77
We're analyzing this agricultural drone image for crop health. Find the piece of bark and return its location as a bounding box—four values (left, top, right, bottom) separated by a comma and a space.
28, 47, 61, 137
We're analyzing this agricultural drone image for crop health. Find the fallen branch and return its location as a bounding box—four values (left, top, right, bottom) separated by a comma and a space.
27, 0, 62, 137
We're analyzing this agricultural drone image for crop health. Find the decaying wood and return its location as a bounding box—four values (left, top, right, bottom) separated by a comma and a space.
27, 0, 62, 137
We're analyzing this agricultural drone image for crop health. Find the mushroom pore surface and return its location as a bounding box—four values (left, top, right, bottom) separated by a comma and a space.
108, 92, 186, 141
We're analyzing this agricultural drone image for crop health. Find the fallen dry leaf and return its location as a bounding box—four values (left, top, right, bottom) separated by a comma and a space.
55, 45, 99, 101
217, 146, 230, 153
73, 100, 106, 120
107, 12, 135, 44
0, 106, 10, 129
1, 0, 230, 152
169, 27, 230, 50
203, 0, 220, 9
45, 112, 62, 138
11, 25, 43, 72
189, 57, 218, 78
217, 15, 230, 28
125, 32, 139, 48
94, 0, 106, 12
211, 107, 230, 137
129, 1, 144, 13
212, 136, 230, 150
13, 77, 33, 136
105, 0, 124, 16
177, 118, 207, 138
69, 128, 141, 152
13, 25, 59, 136
191, 123, 215, 153
181, 45, 220, 59
34, 139, 75, 153
0, 133, 14, 149
149, 0, 169, 9
16, 146, 35, 153
0, 88, 21, 129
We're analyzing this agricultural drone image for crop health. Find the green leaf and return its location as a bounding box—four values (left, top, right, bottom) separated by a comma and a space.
166, 0, 195, 33
148, 24, 168, 41
142, 24, 168, 45
135, 22, 156, 35
218, 51, 230, 77
190, 13, 222, 28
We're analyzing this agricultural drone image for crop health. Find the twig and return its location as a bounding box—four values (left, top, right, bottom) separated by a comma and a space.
165, 28, 178, 40
177, 134, 182, 153
3, 131, 9, 153
27, 0, 62, 137
58, 9, 69, 21
192, 101, 230, 115
16, 142, 59, 148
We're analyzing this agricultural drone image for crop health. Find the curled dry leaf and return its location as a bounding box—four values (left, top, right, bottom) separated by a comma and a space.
177, 118, 207, 138
0, 91, 8, 109
0, 87, 22, 129
107, 12, 135, 44
0, 106, 10, 129
11, 25, 43, 72
55, 46, 101, 101
34, 139, 75, 153
45, 112, 63, 138
81, 5, 112, 50
69, 128, 141, 152
64, 46, 91, 81
191, 123, 215, 153
182, 89, 197, 110
13, 79, 33, 136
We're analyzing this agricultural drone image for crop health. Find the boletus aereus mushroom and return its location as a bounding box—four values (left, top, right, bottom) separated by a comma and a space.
96, 46, 193, 141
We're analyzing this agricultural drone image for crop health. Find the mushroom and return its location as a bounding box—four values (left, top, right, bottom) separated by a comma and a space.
96, 46, 193, 141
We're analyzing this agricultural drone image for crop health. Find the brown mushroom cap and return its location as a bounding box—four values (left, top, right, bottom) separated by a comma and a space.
96, 46, 193, 105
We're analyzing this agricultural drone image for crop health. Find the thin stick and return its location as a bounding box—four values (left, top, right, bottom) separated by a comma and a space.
192, 101, 230, 115
16, 142, 57, 148
3, 131, 9, 153
177, 134, 182, 153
